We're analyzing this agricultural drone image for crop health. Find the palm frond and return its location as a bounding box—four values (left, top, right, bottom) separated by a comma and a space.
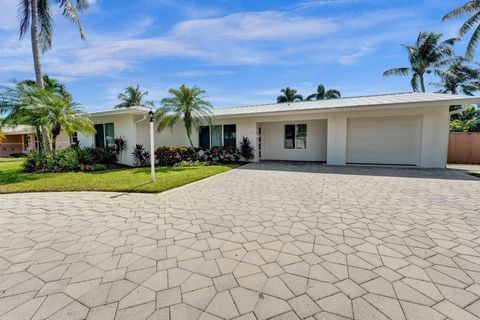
383, 68, 410, 77
38, 0, 53, 52
18, 0, 31, 39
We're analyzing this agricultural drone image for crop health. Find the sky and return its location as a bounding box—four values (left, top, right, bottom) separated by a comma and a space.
0, 0, 472, 112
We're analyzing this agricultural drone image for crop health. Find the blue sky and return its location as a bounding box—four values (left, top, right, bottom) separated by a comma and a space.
0, 0, 470, 111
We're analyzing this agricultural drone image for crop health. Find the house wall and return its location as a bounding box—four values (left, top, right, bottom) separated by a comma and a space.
261, 120, 327, 162
81, 103, 451, 168
78, 114, 138, 166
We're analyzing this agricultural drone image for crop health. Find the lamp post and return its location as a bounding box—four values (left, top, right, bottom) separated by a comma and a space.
149, 109, 156, 184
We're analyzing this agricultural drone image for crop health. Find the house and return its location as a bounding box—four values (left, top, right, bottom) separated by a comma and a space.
74, 92, 479, 168
0, 125, 71, 156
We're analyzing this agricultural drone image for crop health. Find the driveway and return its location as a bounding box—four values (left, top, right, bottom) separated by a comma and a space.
1, 162, 480, 320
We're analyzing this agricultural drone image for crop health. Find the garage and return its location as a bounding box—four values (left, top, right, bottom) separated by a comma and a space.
346, 116, 422, 165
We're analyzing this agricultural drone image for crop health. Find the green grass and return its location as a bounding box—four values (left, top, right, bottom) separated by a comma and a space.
0, 158, 239, 194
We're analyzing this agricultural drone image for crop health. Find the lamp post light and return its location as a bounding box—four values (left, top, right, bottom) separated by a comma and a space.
149, 109, 156, 184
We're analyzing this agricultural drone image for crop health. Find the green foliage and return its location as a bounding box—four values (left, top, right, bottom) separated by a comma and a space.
200, 146, 241, 163
383, 32, 456, 92
23, 146, 118, 173
450, 105, 480, 132
277, 87, 303, 103
306, 84, 341, 101
23, 148, 80, 173
18, 0, 90, 53
9, 152, 28, 158
443, 1, 480, 59
132, 144, 150, 167
432, 59, 480, 95
240, 137, 254, 160
155, 146, 195, 167
115, 85, 154, 109
155, 85, 213, 149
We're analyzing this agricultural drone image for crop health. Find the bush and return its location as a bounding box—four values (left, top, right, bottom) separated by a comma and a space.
199, 146, 240, 163
91, 146, 118, 165
155, 146, 195, 166
239, 137, 254, 160
132, 144, 150, 167
23, 146, 119, 173
24, 148, 80, 172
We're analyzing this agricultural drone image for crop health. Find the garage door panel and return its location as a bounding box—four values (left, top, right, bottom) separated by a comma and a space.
347, 116, 421, 165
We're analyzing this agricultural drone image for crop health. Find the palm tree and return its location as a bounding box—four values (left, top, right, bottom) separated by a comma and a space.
20, 74, 72, 101
383, 32, 456, 92
115, 85, 154, 109
432, 59, 480, 95
1, 85, 94, 150
155, 85, 213, 150
306, 84, 341, 101
18, 0, 90, 89
443, 1, 480, 59
277, 87, 303, 103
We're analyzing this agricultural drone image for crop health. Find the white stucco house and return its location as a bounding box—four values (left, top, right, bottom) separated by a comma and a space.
77, 92, 480, 168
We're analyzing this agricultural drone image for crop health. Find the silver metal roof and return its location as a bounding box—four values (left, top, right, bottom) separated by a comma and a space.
212, 92, 480, 117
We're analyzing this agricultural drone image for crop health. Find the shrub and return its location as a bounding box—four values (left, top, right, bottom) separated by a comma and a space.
74, 147, 94, 165
92, 146, 118, 165
132, 144, 150, 167
200, 146, 240, 163
155, 146, 195, 166
24, 148, 80, 172
239, 137, 254, 160
114, 137, 127, 160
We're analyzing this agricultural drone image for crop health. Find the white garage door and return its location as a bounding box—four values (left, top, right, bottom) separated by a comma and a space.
347, 116, 422, 165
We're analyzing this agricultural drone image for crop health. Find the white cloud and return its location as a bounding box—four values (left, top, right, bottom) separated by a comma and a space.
0, 7, 425, 80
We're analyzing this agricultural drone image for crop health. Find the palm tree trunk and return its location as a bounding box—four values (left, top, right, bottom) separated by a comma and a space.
419, 74, 426, 93
30, 0, 44, 90
187, 134, 195, 151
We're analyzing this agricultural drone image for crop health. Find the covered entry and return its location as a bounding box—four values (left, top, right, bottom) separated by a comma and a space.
346, 116, 422, 165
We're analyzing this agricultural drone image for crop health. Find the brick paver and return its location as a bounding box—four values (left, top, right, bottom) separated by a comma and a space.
1, 162, 480, 319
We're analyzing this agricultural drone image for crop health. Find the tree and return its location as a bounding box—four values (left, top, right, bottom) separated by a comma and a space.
306, 84, 341, 101
20, 74, 72, 101
431, 59, 480, 95
18, 0, 90, 89
0, 130, 4, 142
155, 85, 213, 150
277, 87, 303, 103
443, 1, 480, 59
383, 32, 456, 92
0, 85, 94, 150
115, 85, 154, 109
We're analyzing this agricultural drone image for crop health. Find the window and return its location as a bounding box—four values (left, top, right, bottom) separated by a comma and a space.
70, 132, 79, 146
223, 124, 237, 147
285, 124, 307, 149
94, 123, 115, 147
199, 126, 210, 149
199, 124, 237, 148
211, 125, 222, 147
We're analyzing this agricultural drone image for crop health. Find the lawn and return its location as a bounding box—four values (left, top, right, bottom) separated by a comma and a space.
0, 158, 238, 193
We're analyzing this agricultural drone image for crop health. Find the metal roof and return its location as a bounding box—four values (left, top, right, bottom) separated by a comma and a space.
211, 92, 480, 117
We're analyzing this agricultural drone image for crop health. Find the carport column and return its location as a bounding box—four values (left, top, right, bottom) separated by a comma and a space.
327, 114, 348, 166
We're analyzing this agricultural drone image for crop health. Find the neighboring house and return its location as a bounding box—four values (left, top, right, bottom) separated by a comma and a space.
0, 125, 72, 156
77, 92, 480, 168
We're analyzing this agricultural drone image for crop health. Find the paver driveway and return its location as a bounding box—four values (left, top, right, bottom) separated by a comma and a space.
1, 162, 480, 320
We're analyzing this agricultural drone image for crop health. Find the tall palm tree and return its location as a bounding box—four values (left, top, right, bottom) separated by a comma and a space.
443, 1, 480, 59
277, 87, 303, 103
155, 85, 213, 150
18, 0, 90, 89
115, 85, 154, 109
431, 59, 480, 95
306, 84, 341, 101
383, 32, 456, 92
